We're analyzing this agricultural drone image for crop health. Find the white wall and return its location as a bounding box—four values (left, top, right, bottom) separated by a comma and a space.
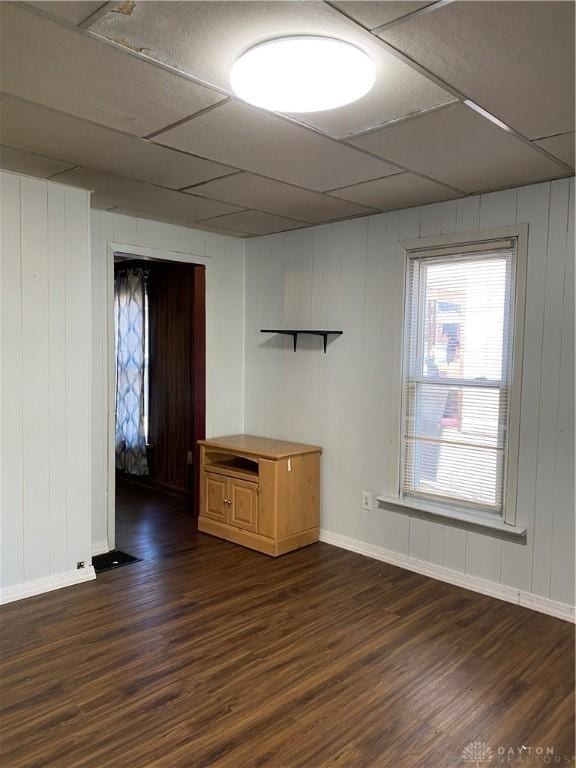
244, 179, 575, 617
1, 171, 94, 600
90, 210, 245, 551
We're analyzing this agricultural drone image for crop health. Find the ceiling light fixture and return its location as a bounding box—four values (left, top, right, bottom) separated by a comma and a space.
230, 36, 376, 113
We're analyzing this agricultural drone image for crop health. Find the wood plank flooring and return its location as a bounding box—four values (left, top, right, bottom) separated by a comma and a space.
0, 479, 574, 767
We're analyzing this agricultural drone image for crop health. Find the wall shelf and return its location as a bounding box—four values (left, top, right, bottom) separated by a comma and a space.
261, 329, 343, 353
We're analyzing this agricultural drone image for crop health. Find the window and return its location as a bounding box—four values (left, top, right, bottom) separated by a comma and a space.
399, 231, 526, 525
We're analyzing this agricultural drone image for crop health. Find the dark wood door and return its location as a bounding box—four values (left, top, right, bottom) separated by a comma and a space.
147, 261, 205, 514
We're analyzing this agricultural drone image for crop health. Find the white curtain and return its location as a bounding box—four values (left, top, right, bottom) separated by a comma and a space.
114, 268, 149, 476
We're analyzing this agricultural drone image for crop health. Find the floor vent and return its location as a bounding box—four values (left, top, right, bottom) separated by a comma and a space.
92, 550, 141, 573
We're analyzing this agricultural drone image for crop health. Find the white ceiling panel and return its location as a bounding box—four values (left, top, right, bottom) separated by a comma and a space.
379, 1, 575, 140
348, 103, 569, 193
153, 101, 400, 192
0, 145, 77, 179
0, 97, 236, 189
186, 172, 376, 223
0, 4, 225, 137
90, 0, 455, 138
24, 2, 107, 25
534, 133, 575, 169
50, 167, 243, 222
198, 210, 306, 236
330, 2, 435, 30
107, 207, 250, 237
328, 172, 459, 209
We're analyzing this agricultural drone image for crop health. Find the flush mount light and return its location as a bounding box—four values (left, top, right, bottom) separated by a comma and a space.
230, 36, 376, 113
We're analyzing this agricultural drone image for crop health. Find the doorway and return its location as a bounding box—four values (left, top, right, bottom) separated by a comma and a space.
111, 254, 206, 557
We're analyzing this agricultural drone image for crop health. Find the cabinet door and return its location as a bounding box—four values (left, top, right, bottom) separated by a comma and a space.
203, 473, 229, 523
230, 479, 258, 532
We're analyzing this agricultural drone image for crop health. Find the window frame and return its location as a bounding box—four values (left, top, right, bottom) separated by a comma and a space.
394, 225, 528, 528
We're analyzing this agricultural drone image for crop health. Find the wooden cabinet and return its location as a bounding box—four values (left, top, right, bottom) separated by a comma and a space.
198, 435, 322, 557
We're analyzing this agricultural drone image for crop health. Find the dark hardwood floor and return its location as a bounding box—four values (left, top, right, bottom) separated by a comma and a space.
0, 478, 574, 767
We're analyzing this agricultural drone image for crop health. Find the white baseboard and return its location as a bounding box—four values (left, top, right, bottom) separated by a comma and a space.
518, 591, 575, 620
319, 529, 575, 623
92, 539, 110, 556
0, 566, 97, 605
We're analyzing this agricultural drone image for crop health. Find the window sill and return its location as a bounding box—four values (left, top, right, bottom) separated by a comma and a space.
376, 495, 527, 537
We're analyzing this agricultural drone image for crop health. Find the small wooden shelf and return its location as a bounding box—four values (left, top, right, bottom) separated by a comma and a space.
203, 451, 259, 483
261, 329, 343, 353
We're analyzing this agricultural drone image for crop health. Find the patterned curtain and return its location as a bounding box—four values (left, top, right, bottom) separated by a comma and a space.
114, 268, 149, 476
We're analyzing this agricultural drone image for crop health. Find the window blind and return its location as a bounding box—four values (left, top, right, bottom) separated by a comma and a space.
400, 244, 516, 516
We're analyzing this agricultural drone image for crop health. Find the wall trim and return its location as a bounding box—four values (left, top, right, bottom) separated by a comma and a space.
319, 529, 575, 623
92, 540, 110, 556
0, 566, 97, 605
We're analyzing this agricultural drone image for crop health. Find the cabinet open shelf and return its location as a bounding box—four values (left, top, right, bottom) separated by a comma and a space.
204, 451, 259, 482
261, 329, 343, 353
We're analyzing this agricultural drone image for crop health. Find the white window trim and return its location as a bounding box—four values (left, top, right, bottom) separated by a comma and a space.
387, 224, 528, 531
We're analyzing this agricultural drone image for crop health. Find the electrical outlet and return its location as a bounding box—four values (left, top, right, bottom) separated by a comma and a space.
361, 491, 373, 511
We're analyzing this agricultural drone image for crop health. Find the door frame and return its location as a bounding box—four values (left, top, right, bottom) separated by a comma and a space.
106, 242, 209, 550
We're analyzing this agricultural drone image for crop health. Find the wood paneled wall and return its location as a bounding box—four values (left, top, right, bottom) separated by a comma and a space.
244, 179, 575, 609
146, 260, 205, 501
1, 172, 92, 590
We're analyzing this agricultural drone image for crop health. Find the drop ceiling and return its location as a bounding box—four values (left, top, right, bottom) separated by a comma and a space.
0, 0, 573, 238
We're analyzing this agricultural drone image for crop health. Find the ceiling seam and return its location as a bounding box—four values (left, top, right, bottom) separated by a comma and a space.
104, 206, 252, 236
193, 209, 306, 226
322, 0, 447, 35
533, 130, 576, 142
332, 101, 457, 141
0, 92, 232, 154
370, 0, 456, 35
144, 100, 231, 140
78, 1, 117, 29
46, 164, 82, 180
176, 188, 380, 224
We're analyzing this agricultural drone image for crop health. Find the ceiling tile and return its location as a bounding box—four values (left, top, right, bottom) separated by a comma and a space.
328, 172, 459, 210
24, 2, 106, 25
348, 103, 569, 193
50, 167, 242, 222
0, 4, 226, 137
197, 210, 306, 236
379, 1, 575, 139
186, 172, 376, 223
0, 97, 236, 189
90, 0, 455, 138
153, 101, 399, 192
0, 145, 77, 179
534, 132, 575, 169
330, 2, 434, 30
107, 207, 249, 237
